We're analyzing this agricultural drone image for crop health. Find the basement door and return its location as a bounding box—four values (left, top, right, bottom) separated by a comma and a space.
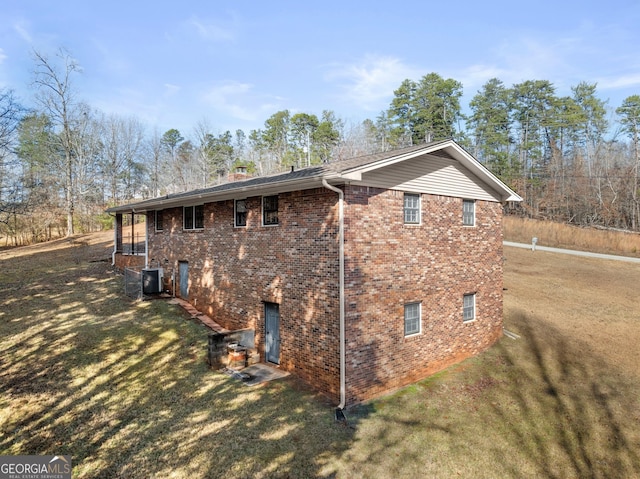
264, 302, 280, 365
179, 261, 189, 299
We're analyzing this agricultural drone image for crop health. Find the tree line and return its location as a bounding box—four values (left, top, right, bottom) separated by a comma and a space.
1, 48, 639, 245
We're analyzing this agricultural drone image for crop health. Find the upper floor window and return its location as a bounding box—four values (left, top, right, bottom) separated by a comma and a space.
262, 195, 279, 226
184, 205, 204, 230
155, 210, 164, 231
463, 199, 475, 226
235, 199, 247, 227
404, 193, 420, 224
404, 302, 421, 336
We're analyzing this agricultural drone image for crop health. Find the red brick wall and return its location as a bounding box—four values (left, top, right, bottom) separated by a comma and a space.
147, 189, 342, 399
146, 184, 504, 405
113, 253, 145, 271
343, 185, 504, 404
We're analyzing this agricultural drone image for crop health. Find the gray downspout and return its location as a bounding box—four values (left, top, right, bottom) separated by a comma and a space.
322, 179, 346, 410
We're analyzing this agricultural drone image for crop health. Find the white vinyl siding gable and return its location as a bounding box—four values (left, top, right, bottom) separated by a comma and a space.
358, 153, 502, 202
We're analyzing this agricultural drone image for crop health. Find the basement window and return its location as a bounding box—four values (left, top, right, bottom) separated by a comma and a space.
404, 193, 421, 224
262, 195, 279, 226
404, 302, 421, 336
235, 199, 247, 227
463, 293, 476, 322
184, 205, 204, 230
463, 199, 475, 226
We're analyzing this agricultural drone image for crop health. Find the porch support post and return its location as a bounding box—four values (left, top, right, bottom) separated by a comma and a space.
131, 212, 135, 254
115, 214, 123, 252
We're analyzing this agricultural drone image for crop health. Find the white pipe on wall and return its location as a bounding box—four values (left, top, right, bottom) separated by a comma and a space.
322, 179, 346, 410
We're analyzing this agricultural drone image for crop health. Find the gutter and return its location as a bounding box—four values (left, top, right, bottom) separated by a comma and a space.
322, 179, 346, 411
106, 174, 336, 215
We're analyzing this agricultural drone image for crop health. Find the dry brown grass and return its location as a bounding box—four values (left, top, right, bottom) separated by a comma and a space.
504, 216, 640, 257
1, 228, 639, 478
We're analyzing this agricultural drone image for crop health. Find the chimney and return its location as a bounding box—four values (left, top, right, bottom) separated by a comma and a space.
228, 165, 249, 182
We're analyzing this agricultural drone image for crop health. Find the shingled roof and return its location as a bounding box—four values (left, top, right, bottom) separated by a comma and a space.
106, 139, 520, 214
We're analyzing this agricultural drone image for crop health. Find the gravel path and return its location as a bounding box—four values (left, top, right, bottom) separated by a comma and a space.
504, 241, 640, 263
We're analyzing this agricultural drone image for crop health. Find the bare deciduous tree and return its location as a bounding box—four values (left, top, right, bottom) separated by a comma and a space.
0, 88, 24, 227
99, 113, 146, 202
32, 48, 82, 236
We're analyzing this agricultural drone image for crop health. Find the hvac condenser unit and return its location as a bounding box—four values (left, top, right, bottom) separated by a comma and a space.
142, 268, 163, 294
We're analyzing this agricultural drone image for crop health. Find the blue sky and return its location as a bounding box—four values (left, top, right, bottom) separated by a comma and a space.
1, 1, 640, 137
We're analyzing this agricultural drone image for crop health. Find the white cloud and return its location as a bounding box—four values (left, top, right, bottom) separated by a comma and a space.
325, 55, 420, 111
457, 64, 512, 94
90, 39, 130, 75
163, 83, 181, 96
186, 15, 235, 42
491, 37, 568, 84
597, 73, 640, 90
452, 33, 599, 97
13, 20, 33, 43
203, 80, 279, 122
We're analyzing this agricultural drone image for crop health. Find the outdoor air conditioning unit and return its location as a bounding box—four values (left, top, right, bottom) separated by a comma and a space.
142, 268, 163, 294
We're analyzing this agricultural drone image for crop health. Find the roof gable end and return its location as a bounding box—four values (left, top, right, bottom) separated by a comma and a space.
335, 140, 521, 202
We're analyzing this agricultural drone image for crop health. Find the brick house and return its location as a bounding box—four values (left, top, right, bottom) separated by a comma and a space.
107, 139, 521, 406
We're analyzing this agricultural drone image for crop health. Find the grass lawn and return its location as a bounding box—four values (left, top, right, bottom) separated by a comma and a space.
1, 232, 639, 478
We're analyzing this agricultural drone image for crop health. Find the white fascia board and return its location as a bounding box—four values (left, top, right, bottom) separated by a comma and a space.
339, 171, 362, 181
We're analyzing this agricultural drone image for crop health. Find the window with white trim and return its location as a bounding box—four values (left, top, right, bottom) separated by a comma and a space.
262, 195, 279, 226
463, 293, 476, 322
155, 210, 164, 231
184, 205, 204, 230
463, 199, 475, 226
235, 199, 247, 227
404, 302, 421, 336
404, 193, 420, 224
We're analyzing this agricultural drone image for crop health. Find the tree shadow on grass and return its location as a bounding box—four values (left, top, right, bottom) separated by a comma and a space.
486, 309, 640, 478
0, 235, 355, 478
327, 306, 640, 478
